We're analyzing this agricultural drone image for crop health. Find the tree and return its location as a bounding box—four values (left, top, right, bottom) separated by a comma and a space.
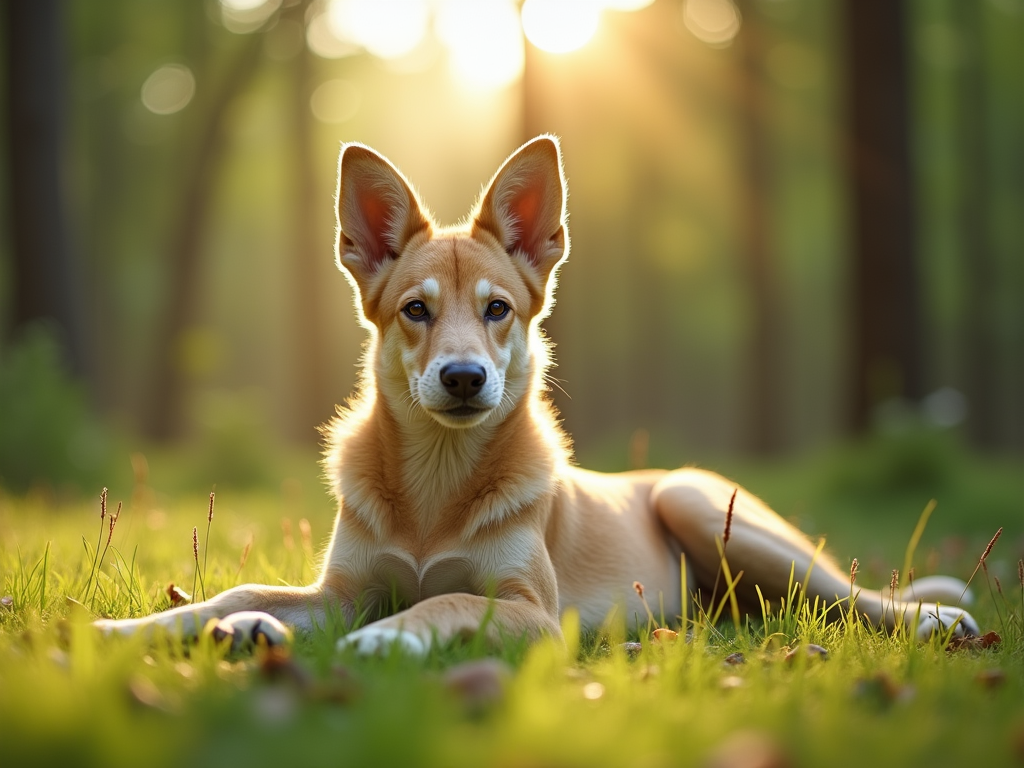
843, 0, 924, 432
3, 0, 88, 376
735, 0, 785, 453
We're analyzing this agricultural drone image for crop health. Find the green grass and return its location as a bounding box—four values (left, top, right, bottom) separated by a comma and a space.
1, 451, 1022, 768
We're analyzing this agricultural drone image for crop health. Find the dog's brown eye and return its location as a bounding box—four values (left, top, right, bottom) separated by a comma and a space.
403, 300, 428, 320
486, 300, 509, 320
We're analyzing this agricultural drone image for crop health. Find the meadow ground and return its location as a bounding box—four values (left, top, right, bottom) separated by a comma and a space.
1, 441, 1021, 768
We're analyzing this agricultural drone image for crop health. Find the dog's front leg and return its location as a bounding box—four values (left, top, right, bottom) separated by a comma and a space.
94, 582, 344, 646
337, 592, 563, 656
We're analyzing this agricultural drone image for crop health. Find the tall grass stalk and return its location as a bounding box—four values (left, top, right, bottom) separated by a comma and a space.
202, 492, 215, 600
959, 527, 1002, 604
901, 499, 935, 592
83, 488, 107, 605
87, 499, 121, 608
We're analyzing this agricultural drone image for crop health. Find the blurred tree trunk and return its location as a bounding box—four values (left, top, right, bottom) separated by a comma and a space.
288, 9, 332, 442
3, 0, 88, 375
843, 0, 924, 433
142, 35, 263, 440
955, 3, 998, 449
735, 0, 785, 454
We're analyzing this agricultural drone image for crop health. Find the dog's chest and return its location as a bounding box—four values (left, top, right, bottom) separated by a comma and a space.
368, 550, 478, 604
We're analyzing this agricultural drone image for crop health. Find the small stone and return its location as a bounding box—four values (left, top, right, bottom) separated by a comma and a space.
442, 659, 511, 708
783, 644, 828, 664
703, 730, 790, 768
619, 641, 643, 658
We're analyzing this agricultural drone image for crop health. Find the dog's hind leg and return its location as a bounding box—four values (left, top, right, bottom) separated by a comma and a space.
94, 582, 343, 647
652, 468, 977, 639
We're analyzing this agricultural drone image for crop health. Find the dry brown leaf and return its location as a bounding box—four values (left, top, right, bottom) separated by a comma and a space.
652, 627, 679, 643
946, 630, 1001, 652
166, 583, 191, 606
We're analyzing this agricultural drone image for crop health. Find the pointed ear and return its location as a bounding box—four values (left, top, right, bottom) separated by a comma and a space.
472, 136, 568, 296
335, 143, 432, 292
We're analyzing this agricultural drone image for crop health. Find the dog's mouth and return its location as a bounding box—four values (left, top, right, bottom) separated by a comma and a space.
441, 405, 488, 418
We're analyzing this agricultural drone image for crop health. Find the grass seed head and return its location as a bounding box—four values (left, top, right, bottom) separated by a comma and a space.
1018, 559, 1023, 588
106, 501, 122, 546
723, 488, 737, 545
980, 527, 1002, 563
100, 487, 108, 520
239, 534, 253, 572
889, 569, 898, 601
850, 558, 859, 585
192, 526, 199, 561
208, 492, 215, 522
633, 581, 644, 599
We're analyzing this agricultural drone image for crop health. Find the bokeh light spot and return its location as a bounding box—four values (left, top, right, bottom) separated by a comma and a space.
682, 0, 741, 47
140, 64, 195, 115
218, 0, 281, 34
522, 0, 602, 54
306, 12, 360, 59
310, 79, 361, 124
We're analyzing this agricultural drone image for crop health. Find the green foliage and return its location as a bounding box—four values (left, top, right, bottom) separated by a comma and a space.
0, 325, 112, 494
187, 390, 279, 490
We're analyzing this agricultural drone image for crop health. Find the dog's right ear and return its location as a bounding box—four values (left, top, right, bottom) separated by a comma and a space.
335, 143, 432, 297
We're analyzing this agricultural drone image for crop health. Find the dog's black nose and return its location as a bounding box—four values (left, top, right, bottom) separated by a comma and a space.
440, 363, 486, 399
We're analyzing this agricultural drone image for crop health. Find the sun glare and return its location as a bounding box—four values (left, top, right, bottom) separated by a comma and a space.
521, 0, 602, 54
436, 0, 524, 89
327, 0, 430, 60
682, 0, 741, 47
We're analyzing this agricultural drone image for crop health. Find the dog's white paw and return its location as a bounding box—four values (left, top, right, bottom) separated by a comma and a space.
337, 626, 428, 657
915, 606, 979, 641
208, 611, 293, 651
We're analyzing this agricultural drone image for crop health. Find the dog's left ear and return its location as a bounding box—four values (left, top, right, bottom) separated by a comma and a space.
335, 143, 432, 307
473, 136, 568, 307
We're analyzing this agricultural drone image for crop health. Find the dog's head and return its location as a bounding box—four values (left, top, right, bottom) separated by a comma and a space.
335, 136, 569, 429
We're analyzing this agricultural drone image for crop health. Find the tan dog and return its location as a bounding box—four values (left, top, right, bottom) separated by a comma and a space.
96, 136, 977, 652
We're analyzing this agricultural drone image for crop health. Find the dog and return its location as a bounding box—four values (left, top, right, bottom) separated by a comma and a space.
95, 136, 978, 653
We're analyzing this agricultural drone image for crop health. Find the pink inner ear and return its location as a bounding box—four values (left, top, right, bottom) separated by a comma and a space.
508, 186, 545, 264
359, 192, 392, 266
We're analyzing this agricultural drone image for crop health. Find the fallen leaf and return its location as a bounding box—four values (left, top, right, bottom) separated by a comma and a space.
947, 631, 1001, 652
166, 583, 191, 606
975, 668, 1005, 689
652, 627, 679, 643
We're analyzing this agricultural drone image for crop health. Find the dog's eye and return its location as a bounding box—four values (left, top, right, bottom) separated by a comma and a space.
486, 300, 509, 320
403, 300, 428, 320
